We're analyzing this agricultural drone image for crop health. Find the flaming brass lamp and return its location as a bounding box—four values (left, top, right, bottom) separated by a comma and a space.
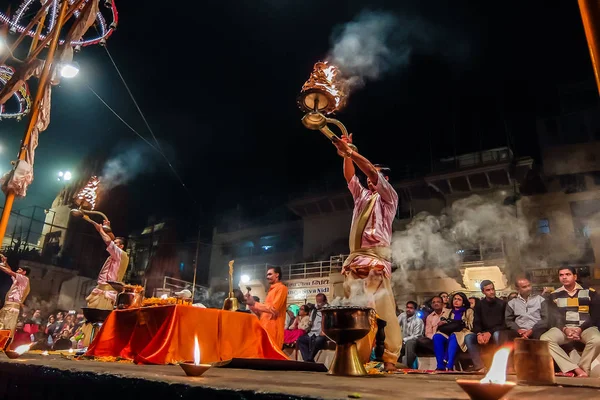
321, 306, 373, 376
70, 176, 112, 233
298, 62, 357, 155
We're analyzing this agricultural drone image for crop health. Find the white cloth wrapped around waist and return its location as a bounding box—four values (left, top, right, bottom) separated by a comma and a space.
88, 287, 118, 302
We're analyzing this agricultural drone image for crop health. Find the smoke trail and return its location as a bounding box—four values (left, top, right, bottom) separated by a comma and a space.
390, 193, 593, 295
330, 279, 386, 307
327, 10, 470, 92
100, 144, 157, 191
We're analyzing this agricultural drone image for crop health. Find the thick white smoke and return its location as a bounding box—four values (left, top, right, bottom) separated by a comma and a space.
390, 193, 589, 294
100, 144, 156, 191
328, 10, 469, 93
391, 194, 528, 293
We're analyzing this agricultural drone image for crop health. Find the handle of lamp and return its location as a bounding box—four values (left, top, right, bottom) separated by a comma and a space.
320, 118, 357, 156
81, 210, 115, 239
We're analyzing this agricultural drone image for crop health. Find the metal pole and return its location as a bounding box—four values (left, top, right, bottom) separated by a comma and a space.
191, 225, 202, 300
0, 0, 69, 243
23, 206, 36, 251
28, 12, 47, 57
579, 0, 600, 95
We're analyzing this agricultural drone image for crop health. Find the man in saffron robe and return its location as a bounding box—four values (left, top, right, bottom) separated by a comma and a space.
245, 266, 288, 348
332, 133, 402, 371
0, 254, 30, 340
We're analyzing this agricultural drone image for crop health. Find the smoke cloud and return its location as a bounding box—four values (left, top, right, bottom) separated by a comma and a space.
100, 143, 158, 191
327, 10, 470, 93
390, 193, 587, 294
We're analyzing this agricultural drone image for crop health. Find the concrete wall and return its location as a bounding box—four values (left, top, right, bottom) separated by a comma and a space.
302, 211, 351, 260
208, 220, 303, 282
57, 275, 96, 311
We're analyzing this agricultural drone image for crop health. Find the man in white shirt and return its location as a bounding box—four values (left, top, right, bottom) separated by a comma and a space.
297, 293, 328, 362
398, 300, 424, 367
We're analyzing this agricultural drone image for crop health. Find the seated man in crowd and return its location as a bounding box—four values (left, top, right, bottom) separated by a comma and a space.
298, 293, 328, 362
421, 295, 444, 346
398, 300, 424, 367
540, 266, 600, 377
505, 275, 546, 340
465, 280, 506, 372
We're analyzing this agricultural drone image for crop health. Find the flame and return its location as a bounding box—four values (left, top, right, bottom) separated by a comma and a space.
13, 343, 32, 355
480, 346, 512, 384
194, 336, 200, 366
160, 294, 168, 300
300, 61, 347, 112
74, 176, 100, 210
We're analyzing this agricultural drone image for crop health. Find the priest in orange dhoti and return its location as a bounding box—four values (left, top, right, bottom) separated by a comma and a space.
245, 267, 288, 348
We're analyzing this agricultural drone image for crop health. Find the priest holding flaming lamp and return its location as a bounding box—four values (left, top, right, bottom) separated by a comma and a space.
298, 62, 402, 371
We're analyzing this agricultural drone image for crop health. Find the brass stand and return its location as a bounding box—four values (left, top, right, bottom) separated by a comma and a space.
321, 307, 373, 376
329, 343, 368, 376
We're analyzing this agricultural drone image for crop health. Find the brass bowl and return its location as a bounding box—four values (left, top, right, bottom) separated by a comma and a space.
321, 306, 373, 376
321, 306, 372, 345
456, 380, 516, 400
180, 361, 211, 377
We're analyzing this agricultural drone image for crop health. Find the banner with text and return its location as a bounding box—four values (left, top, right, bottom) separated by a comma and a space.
287, 278, 331, 305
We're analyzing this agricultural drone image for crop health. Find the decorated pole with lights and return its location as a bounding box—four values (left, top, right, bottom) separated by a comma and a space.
0, 0, 69, 242
0, 0, 120, 243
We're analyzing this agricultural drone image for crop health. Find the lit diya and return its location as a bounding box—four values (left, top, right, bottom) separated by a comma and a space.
180, 336, 211, 377
4, 343, 33, 359
456, 346, 516, 400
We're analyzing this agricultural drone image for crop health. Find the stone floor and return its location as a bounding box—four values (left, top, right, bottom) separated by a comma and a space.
1, 353, 600, 399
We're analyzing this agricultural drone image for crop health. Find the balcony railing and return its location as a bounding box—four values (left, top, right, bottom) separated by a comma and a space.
240, 243, 507, 281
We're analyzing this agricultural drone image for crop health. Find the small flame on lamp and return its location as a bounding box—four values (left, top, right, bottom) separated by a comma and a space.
13, 344, 32, 355
194, 336, 200, 366
480, 346, 512, 384
160, 294, 168, 300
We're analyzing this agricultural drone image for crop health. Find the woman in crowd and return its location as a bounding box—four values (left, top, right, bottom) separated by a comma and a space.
285, 304, 300, 330
432, 292, 473, 371
438, 292, 450, 309
284, 304, 312, 344
468, 296, 480, 309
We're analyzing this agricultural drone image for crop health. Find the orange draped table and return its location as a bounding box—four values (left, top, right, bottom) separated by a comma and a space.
85, 305, 288, 365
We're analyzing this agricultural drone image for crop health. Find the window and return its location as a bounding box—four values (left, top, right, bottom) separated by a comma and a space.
538, 219, 550, 234
592, 171, 600, 186
559, 174, 586, 193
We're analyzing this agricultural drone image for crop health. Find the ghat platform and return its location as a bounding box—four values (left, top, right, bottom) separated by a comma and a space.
1, 354, 600, 399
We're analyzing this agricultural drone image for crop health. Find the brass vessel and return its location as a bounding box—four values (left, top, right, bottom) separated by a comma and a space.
321, 306, 373, 376
223, 260, 239, 311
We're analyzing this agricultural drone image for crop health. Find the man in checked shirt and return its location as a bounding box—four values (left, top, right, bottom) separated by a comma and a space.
540, 266, 600, 377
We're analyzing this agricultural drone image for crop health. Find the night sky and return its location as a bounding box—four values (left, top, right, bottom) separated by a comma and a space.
1, 0, 596, 239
